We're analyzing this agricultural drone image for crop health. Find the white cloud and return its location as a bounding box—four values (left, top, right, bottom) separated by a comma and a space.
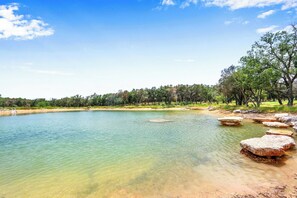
279, 25, 294, 33
256, 25, 295, 34
256, 25, 278, 34
157, 0, 297, 10
0, 3, 54, 40
154, 0, 175, 10
224, 18, 249, 25
161, 0, 175, 6
257, 10, 276, 18
242, 20, 250, 25
224, 20, 232, 25
180, 0, 198, 9
204, 0, 297, 10
281, 1, 297, 10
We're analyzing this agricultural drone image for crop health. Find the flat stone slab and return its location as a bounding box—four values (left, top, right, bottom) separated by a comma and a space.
278, 116, 297, 125
218, 117, 243, 122
275, 113, 289, 119
220, 121, 242, 126
240, 135, 295, 157
218, 117, 243, 126
266, 129, 294, 137
149, 119, 172, 123
252, 117, 277, 123
233, 109, 241, 113
263, 122, 289, 128
292, 122, 297, 132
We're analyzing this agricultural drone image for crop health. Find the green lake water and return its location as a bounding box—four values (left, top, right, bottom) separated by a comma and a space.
0, 111, 293, 197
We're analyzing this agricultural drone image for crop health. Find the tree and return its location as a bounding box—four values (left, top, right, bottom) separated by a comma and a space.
254, 24, 297, 106
240, 53, 278, 107
218, 65, 246, 105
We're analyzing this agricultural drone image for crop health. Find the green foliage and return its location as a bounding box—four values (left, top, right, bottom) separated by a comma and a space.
0, 84, 218, 108
253, 25, 297, 106
36, 101, 49, 108
218, 24, 297, 107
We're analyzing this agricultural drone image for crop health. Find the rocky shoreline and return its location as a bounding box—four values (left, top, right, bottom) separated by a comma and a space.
231, 183, 297, 198
214, 110, 297, 198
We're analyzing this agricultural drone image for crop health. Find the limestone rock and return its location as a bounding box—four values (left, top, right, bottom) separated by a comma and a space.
149, 119, 171, 123
263, 122, 289, 128
252, 117, 277, 123
278, 116, 297, 125
291, 122, 297, 132
233, 109, 241, 113
208, 106, 216, 111
218, 117, 243, 126
240, 135, 295, 157
241, 110, 259, 114
275, 113, 289, 120
266, 129, 294, 137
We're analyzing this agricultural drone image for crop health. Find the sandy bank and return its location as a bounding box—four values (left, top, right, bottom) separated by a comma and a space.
0, 106, 294, 119
0, 107, 190, 116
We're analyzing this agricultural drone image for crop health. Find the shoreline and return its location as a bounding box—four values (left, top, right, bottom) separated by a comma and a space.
1, 106, 295, 117
0, 107, 193, 117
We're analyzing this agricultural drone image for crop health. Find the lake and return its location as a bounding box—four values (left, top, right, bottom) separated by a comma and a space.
0, 111, 295, 197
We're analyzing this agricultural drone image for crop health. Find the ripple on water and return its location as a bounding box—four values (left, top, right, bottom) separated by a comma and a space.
0, 111, 295, 197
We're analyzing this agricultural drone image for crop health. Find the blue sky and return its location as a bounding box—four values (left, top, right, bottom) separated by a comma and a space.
0, 0, 296, 99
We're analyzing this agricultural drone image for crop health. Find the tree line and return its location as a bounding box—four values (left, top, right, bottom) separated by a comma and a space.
1, 24, 296, 108
0, 84, 218, 108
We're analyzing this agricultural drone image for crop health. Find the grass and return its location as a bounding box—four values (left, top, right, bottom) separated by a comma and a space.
218, 101, 297, 113
93, 101, 297, 113
2, 101, 297, 113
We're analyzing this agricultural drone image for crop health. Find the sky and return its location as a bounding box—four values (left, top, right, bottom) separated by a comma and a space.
0, 0, 296, 99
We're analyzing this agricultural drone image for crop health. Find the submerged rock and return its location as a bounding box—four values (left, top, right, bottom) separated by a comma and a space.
218, 117, 243, 126
252, 117, 277, 123
149, 118, 172, 123
263, 122, 289, 128
240, 149, 288, 164
266, 129, 294, 137
240, 135, 295, 157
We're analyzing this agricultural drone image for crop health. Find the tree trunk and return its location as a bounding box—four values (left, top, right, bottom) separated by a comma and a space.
287, 82, 294, 106
277, 98, 283, 105
288, 97, 294, 106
